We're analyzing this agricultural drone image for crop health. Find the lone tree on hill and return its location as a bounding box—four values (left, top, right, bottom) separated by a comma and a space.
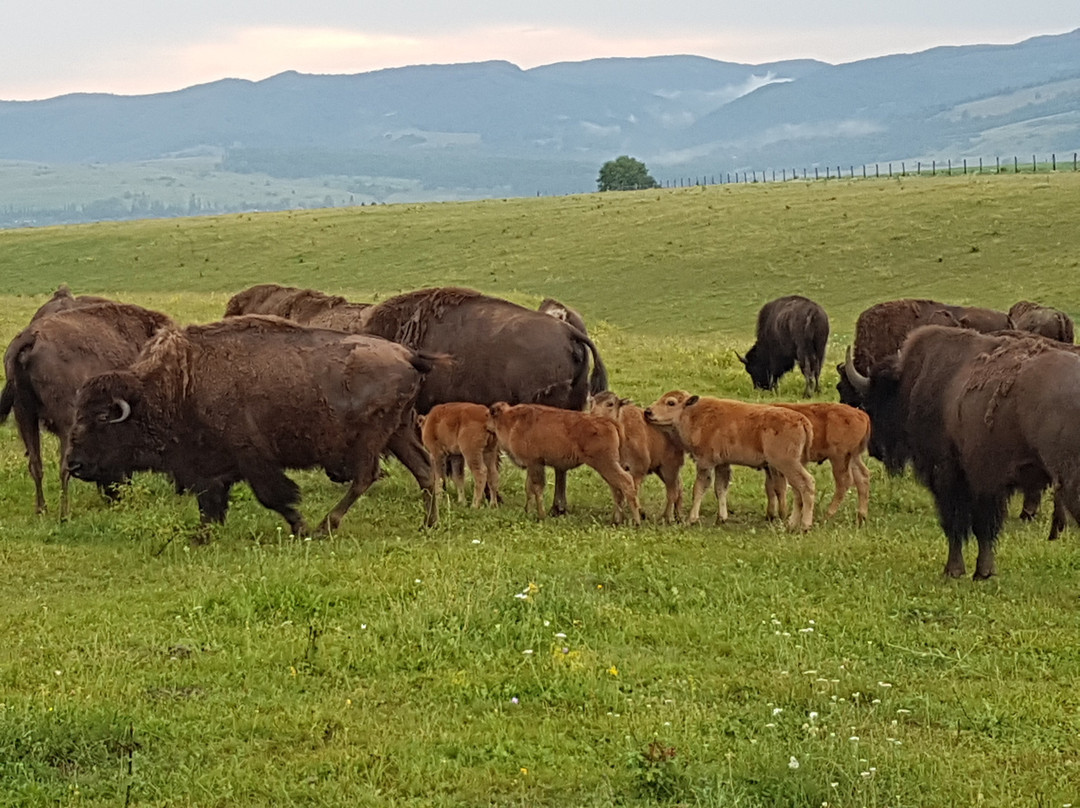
597, 156, 659, 192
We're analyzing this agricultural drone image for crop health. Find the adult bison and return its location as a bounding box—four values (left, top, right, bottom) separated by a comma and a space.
65, 316, 439, 537
736, 295, 829, 397
359, 287, 609, 515
1008, 301, 1074, 343
846, 325, 1080, 578
224, 283, 371, 332
1, 301, 173, 517
837, 298, 1011, 410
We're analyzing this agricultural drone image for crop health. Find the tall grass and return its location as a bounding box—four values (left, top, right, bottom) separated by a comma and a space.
0, 173, 1078, 807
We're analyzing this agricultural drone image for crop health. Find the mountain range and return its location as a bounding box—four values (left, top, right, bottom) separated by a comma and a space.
1, 29, 1078, 225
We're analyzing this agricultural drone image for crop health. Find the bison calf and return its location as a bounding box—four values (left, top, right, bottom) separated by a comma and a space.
419, 402, 500, 508
588, 391, 684, 522
644, 391, 816, 530
487, 402, 640, 525
768, 402, 871, 525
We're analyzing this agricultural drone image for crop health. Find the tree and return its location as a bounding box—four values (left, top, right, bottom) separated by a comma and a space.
597, 155, 659, 192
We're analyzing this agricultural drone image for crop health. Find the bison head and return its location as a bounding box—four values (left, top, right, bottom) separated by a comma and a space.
644, 390, 696, 428
856, 356, 912, 476
737, 344, 790, 392
588, 391, 633, 421
67, 371, 155, 484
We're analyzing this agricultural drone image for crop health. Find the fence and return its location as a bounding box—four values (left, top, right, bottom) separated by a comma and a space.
660, 153, 1080, 189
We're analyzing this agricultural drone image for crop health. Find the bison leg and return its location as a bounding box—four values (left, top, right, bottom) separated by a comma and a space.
592, 459, 641, 527
549, 469, 569, 516
779, 462, 816, 531
970, 495, 1005, 580
1019, 485, 1042, 521
687, 463, 712, 525
245, 467, 308, 537
933, 473, 973, 578
852, 455, 871, 526
711, 464, 732, 525
387, 427, 438, 527
657, 462, 684, 523
1047, 488, 1067, 541
462, 447, 488, 509
526, 465, 547, 519
14, 409, 46, 514
316, 456, 382, 536
192, 481, 234, 545
764, 468, 788, 521
823, 459, 853, 522
450, 453, 468, 505
483, 447, 501, 507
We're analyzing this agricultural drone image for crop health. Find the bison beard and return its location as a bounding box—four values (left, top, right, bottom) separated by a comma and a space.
65, 316, 438, 538
860, 325, 1080, 579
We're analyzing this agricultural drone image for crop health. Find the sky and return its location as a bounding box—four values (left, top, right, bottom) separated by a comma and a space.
3, 1, 1079, 101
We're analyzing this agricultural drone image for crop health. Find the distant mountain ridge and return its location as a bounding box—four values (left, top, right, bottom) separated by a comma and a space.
1, 29, 1078, 224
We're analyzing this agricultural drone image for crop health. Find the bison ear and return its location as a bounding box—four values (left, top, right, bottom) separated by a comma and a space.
685, 395, 700, 407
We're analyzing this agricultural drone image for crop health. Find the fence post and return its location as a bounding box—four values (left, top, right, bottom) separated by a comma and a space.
1014, 156, 1018, 173
815, 167, 819, 180
902, 162, 906, 176
963, 159, 966, 175
1033, 155, 1037, 173
1051, 155, 1055, 171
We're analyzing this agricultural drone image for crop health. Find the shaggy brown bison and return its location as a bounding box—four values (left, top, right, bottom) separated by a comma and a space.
1, 301, 173, 517
1008, 301, 1074, 343
850, 325, 1080, 578
737, 295, 830, 397
224, 283, 371, 332
65, 316, 439, 537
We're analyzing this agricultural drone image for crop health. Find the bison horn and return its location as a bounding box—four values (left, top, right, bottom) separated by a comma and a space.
734, 350, 747, 365
843, 346, 870, 395
110, 399, 132, 424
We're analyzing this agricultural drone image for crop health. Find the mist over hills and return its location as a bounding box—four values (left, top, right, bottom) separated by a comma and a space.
1, 29, 1078, 226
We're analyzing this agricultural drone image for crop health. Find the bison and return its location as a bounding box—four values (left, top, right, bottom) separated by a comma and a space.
65, 316, 439, 538
419, 402, 500, 508
360, 287, 608, 516
768, 402, 871, 525
846, 324, 1080, 578
538, 298, 589, 335
837, 298, 1011, 410
644, 391, 816, 530
588, 391, 684, 523
224, 283, 372, 332
1008, 301, 1074, 343
487, 402, 641, 525
737, 295, 830, 398
1, 301, 173, 517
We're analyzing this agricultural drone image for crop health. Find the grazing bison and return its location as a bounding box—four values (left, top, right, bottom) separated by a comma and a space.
588, 391, 684, 523
1, 302, 173, 517
1008, 301, 1074, 343
224, 283, 372, 332
737, 295, 830, 398
768, 402, 871, 525
360, 287, 609, 516
837, 298, 1010, 410
538, 298, 589, 335
65, 316, 439, 537
419, 402, 500, 508
644, 391, 816, 530
487, 402, 641, 525
846, 325, 1080, 578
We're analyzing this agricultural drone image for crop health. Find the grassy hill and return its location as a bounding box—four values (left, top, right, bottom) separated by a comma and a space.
1, 174, 1079, 807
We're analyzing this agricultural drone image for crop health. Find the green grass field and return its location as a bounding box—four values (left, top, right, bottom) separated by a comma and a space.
1, 173, 1079, 807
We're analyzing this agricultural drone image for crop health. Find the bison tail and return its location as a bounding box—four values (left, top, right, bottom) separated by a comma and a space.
0, 380, 13, 422
569, 329, 608, 395
410, 350, 453, 376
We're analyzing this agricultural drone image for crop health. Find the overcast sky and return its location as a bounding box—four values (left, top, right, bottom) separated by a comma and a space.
3, 1, 1078, 101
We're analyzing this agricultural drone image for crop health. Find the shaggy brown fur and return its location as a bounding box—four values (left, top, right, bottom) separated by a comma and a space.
488, 402, 640, 525
66, 315, 438, 537
1, 302, 173, 516
419, 402, 500, 508
644, 391, 816, 531
1008, 300, 1075, 343
588, 391, 684, 523
224, 283, 371, 331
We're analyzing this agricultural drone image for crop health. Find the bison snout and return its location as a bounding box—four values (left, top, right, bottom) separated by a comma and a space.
66, 459, 85, 479
643, 408, 654, 422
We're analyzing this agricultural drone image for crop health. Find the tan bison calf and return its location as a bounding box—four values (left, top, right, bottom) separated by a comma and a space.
644, 390, 816, 530
419, 402, 500, 508
487, 402, 641, 525
770, 402, 871, 524
588, 391, 685, 522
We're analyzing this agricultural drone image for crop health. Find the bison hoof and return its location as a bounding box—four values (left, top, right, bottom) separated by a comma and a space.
944, 565, 966, 579
972, 569, 996, 581
548, 504, 567, 517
